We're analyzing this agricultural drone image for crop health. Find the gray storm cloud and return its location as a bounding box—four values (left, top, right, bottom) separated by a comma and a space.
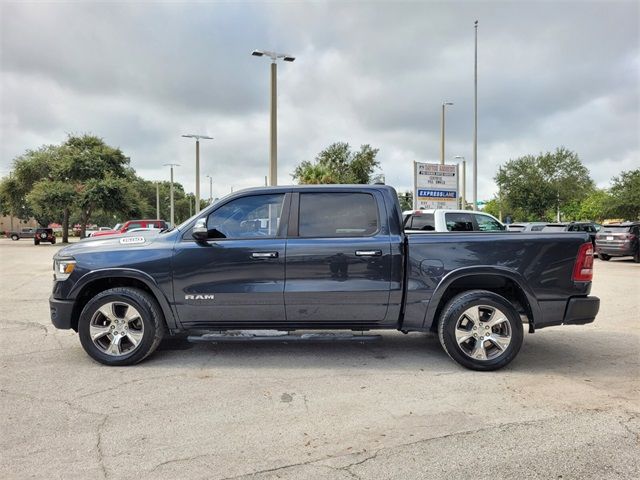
1, 1, 638, 201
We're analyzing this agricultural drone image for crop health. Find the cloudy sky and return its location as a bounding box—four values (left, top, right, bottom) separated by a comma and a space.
1, 0, 638, 202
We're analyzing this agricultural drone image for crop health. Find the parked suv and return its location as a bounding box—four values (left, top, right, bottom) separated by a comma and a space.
541, 222, 599, 248
595, 222, 640, 262
34, 228, 56, 245
9, 228, 36, 241
403, 209, 505, 232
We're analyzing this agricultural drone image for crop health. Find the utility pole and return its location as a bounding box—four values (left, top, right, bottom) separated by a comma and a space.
440, 102, 454, 165
205, 175, 213, 203
182, 134, 213, 214
473, 20, 479, 211
164, 163, 179, 226
156, 182, 160, 220
455, 156, 466, 209
252, 49, 295, 186
557, 191, 561, 222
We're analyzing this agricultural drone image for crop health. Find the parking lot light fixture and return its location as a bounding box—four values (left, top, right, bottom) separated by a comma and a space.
252, 49, 296, 186
182, 134, 213, 214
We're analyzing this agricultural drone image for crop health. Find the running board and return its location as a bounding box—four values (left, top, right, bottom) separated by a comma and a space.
187, 331, 382, 343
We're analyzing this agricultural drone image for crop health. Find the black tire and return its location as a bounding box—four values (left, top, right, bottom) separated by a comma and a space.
438, 290, 524, 371
78, 287, 165, 366
599, 254, 611, 261
34, 240, 39, 245
634, 249, 640, 264
51, 238, 56, 244
11, 234, 19, 241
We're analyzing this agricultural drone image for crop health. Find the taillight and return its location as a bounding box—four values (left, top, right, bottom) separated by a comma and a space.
573, 242, 594, 282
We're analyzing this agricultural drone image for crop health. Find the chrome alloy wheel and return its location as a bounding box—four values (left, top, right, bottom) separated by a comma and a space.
454, 305, 512, 361
89, 302, 144, 357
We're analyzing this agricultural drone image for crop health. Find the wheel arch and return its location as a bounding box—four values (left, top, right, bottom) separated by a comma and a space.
68, 269, 178, 332
424, 267, 540, 333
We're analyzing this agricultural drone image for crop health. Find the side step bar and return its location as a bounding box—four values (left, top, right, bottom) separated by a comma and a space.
187, 331, 382, 343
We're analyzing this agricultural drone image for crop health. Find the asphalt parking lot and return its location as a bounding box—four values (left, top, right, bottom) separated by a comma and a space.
0, 238, 638, 480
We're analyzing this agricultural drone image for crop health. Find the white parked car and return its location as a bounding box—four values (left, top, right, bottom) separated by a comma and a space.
403, 209, 505, 233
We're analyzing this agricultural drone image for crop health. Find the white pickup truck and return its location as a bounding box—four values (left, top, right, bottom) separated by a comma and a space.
403, 209, 505, 232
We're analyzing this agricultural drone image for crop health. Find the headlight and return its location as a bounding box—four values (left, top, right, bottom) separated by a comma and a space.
54, 258, 76, 281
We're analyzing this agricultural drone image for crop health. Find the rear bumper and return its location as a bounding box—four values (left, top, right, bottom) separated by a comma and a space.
563, 296, 600, 325
537, 296, 599, 329
49, 295, 75, 330
596, 245, 635, 256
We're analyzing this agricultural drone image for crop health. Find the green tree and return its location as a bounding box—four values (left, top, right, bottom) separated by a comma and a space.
292, 142, 380, 184
56, 134, 135, 238
495, 147, 594, 221
0, 145, 62, 227
2, 134, 139, 241
607, 169, 640, 220
26, 180, 76, 228
578, 189, 612, 222
398, 191, 413, 211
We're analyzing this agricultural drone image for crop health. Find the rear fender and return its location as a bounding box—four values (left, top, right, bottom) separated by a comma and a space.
422, 266, 541, 331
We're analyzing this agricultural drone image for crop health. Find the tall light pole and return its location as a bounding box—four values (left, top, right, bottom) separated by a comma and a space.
455, 156, 466, 210
205, 175, 213, 203
440, 102, 454, 165
182, 134, 213, 214
252, 49, 295, 186
164, 163, 179, 226
473, 20, 479, 211
156, 182, 160, 219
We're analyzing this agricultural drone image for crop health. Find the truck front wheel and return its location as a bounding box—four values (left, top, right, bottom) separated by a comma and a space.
78, 287, 165, 366
438, 290, 524, 371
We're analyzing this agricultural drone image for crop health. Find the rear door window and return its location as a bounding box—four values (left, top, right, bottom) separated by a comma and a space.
445, 212, 475, 232
298, 193, 378, 237
405, 214, 435, 231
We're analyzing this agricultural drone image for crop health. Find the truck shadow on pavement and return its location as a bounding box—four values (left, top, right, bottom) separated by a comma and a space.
148, 327, 636, 376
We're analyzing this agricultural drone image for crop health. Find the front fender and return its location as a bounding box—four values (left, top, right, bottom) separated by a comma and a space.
69, 268, 179, 330
422, 266, 542, 330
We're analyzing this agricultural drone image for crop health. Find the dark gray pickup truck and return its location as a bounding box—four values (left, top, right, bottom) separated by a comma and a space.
49, 185, 599, 370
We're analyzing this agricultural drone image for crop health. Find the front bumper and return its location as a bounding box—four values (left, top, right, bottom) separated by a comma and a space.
49, 295, 75, 330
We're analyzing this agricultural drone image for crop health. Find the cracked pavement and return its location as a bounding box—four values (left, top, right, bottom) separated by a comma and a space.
1, 239, 638, 479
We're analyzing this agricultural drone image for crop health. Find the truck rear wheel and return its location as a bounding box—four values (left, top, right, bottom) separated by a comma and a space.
11, 234, 19, 241
438, 290, 523, 371
78, 287, 165, 366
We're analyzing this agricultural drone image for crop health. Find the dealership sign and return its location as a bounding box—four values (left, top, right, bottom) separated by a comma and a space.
413, 162, 459, 209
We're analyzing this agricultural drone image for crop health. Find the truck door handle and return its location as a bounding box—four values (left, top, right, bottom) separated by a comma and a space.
355, 250, 382, 257
251, 252, 279, 259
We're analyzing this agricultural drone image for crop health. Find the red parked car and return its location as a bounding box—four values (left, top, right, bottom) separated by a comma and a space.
91, 219, 168, 237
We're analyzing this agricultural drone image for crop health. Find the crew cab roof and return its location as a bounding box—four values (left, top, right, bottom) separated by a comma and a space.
233, 184, 398, 195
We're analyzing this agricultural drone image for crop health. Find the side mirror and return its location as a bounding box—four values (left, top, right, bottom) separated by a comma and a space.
192, 218, 208, 242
